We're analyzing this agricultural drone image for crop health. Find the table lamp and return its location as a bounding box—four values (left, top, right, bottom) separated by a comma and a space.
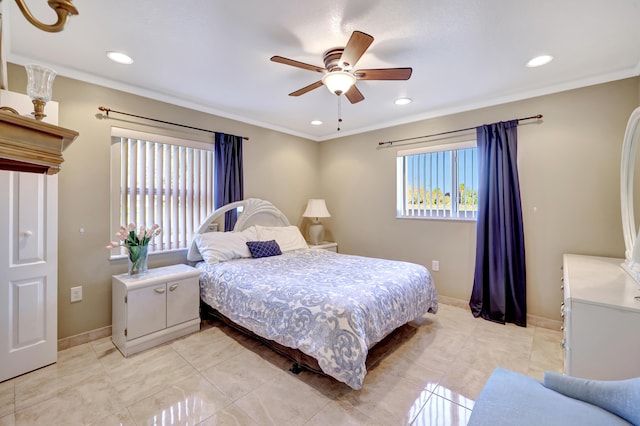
303, 199, 331, 245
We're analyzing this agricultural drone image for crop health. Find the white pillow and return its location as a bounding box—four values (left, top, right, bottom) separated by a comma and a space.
255, 225, 308, 252
194, 226, 258, 263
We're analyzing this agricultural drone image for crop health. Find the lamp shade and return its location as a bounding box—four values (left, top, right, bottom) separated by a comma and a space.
303, 199, 331, 219
322, 71, 356, 95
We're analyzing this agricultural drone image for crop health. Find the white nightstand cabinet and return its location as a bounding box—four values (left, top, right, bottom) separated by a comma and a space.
309, 241, 338, 252
112, 264, 201, 357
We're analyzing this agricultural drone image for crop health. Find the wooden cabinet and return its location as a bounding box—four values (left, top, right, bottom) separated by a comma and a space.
562, 254, 640, 379
112, 264, 201, 356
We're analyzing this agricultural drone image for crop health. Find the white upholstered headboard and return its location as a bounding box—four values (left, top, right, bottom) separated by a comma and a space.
187, 198, 291, 262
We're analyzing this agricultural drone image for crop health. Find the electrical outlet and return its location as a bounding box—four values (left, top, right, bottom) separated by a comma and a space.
70, 286, 82, 303
431, 260, 440, 272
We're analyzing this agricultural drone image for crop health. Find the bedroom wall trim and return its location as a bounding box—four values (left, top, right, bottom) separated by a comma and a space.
59, 301, 563, 364
54, 300, 561, 352
438, 295, 562, 331
57, 325, 111, 351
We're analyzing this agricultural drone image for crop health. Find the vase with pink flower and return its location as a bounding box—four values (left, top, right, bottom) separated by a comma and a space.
107, 223, 161, 276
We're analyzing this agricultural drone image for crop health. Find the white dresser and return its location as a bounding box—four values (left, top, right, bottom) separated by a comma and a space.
112, 264, 201, 356
562, 254, 640, 379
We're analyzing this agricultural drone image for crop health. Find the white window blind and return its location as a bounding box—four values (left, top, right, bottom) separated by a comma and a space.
396, 141, 478, 220
110, 128, 215, 253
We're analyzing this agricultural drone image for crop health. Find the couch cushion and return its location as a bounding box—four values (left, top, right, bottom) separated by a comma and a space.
468, 368, 631, 426
543, 372, 640, 425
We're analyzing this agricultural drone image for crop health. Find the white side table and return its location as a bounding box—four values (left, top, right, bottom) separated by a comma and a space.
309, 241, 338, 252
112, 264, 201, 357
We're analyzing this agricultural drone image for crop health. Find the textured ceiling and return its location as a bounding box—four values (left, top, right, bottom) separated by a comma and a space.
3, 0, 640, 140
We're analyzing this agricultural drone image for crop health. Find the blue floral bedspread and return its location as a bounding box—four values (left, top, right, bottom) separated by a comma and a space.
197, 249, 438, 389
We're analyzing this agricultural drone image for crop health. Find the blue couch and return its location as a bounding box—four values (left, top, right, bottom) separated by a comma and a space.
468, 368, 640, 426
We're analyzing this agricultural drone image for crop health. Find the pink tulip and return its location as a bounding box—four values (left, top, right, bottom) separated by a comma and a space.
107, 223, 162, 251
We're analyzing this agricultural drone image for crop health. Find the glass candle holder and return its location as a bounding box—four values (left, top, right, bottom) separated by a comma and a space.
25, 64, 56, 120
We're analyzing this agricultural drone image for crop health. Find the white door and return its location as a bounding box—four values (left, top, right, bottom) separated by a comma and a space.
0, 171, 58, 382
0, 90, 60, 382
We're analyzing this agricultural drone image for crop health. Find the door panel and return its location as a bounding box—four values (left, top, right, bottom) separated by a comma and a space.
0, 172, 57, 382
167, 278, 199, 328
127, 285, 166, 340
14, 172, 45, 263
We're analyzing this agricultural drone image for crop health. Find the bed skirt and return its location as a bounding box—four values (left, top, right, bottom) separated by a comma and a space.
200, 300, 417, 380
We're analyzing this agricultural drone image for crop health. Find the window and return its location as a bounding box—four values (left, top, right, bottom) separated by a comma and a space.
110, 128, 215, 254
396, 141, 478, 220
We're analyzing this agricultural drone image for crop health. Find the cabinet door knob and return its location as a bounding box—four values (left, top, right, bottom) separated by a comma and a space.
169, 283, 179, 292
154, 287, 165, 294
20, 230, 33, 237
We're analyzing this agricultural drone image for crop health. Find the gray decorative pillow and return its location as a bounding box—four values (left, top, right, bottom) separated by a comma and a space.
543, 371, 640, 425
246, 240, 282, 258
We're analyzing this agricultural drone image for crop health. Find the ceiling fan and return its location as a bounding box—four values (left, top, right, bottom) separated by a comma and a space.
271, 30, 412, 104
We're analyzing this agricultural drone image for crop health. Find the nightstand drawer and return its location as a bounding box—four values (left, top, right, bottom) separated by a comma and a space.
309, 241, 337, 252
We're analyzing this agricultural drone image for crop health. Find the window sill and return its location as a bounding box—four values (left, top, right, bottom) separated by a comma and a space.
396, 215, 477, 223
108, 247, 188, 261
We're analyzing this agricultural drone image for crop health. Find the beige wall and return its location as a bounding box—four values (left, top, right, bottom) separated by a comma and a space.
319, 77, 640, 322
7, 63, 320, 339
6, 62, 640, 337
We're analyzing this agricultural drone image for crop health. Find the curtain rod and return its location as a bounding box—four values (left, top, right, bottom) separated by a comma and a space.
378, 114, 542, 147
97, 106, 250, 140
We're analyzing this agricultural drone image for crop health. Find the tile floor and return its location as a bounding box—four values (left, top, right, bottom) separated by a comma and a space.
0, 304, 563, 426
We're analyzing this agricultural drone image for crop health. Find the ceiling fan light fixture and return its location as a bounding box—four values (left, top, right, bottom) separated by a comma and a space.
107, 51, 134, 65
322, 71, 356, 95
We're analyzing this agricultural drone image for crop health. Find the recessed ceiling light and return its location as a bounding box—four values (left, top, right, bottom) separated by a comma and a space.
526, 55, 553, 68
394, 97, 412, 105
107, 51, 134, 65
311, 120, 323, 125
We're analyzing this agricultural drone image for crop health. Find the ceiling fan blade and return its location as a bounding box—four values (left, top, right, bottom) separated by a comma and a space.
340, 31, 374, 69
289, 81, 324, 96
271, 56, 325, 73
355, 68, 413, 80
345, 85, 365, 104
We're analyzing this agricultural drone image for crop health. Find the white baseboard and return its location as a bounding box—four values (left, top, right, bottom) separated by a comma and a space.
438, 295, 562, 331
56, 296, 562, 352
57, 325, 112, 351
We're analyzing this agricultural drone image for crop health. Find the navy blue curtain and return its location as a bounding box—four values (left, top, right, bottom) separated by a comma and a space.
469, 120, 527, 326
214, 133, 244, 231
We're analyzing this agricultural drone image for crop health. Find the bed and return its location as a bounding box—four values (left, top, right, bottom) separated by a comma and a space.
187, 198, 438, 389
